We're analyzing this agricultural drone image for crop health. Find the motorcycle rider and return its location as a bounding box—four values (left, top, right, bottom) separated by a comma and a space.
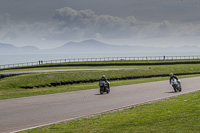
169, 73, 180, 84
101, 75, 110, 88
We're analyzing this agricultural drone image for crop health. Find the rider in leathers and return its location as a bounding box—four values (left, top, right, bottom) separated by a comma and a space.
169, 73, 179, 84
101, 75, 110, 88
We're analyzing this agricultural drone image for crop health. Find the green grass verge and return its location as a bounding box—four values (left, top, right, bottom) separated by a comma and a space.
1, 64, 200, 88
0, 66, 144, 72
21, 84, 200, 133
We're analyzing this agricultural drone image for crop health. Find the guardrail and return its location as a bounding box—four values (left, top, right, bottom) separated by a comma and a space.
1, 55, 200, 69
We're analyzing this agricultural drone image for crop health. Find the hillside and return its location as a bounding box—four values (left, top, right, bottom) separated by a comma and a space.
0, 43, 39, 54
46, 39, 161, 53
1, 40, 200, 54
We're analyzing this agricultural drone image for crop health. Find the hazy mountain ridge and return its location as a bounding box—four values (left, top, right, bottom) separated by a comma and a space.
0, 43, 39, 53
50, 39, 162, 53
0, 40, 200, 54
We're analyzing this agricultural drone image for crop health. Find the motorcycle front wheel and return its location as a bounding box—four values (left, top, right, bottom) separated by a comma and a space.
173, 86, 178, 92
100, 87, 104, 94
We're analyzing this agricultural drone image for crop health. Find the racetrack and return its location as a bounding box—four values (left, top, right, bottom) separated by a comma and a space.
0, 76, 200, 133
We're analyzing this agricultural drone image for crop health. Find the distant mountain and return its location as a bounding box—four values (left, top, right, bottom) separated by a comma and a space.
0, 43, 16, 49
55, 39, 115, 52
18, 46, 39, 52
61, 39, 110, 48
0, 43, 40, 54
1, 40, 200, 54
47, 39, 162, 53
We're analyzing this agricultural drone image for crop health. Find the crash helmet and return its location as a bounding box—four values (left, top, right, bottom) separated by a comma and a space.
169, 73, 174, 77
102, 75, 105, 78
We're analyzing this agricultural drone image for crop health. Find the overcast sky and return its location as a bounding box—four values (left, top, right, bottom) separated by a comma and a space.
0, 0, 200, 49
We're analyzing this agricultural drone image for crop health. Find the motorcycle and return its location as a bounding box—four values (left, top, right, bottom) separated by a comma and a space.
99, 81, 110, 94
170, 78, 182, 92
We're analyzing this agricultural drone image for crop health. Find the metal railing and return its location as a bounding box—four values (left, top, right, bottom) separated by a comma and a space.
1, 55, 200, 69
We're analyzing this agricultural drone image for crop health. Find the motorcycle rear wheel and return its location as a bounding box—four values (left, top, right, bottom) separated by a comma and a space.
179, 84, 182, 92
106, 88, 110, 94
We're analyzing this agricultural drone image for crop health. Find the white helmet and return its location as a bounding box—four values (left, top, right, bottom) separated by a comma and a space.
169, 73, 173, 77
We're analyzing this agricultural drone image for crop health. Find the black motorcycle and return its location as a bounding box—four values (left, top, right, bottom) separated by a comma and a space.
99, 81, 110, 94
170, 78, 182, 92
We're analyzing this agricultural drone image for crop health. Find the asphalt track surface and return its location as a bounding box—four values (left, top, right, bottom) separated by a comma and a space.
0, 68, 137, 75
1, 76, 200, 133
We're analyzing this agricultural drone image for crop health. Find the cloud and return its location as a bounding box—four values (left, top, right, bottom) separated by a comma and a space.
51, 7, 200, 40
0, 13, 11, 29
138, 21, 173, 38
53, 7, 96, 27
0, 13, 10, 22
1, 6, 200, 48
51, 7, 140, 39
